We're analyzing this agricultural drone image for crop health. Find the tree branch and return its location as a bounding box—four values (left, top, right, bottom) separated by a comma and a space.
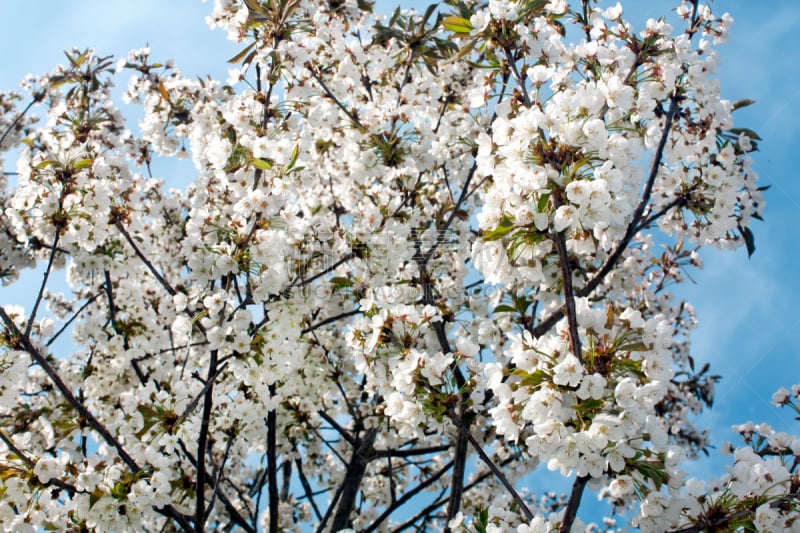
295, 457, 323, 521
46, 291, 102, 347
444, 430, 468, 531
454, 416, 533, 521
267, 384, 279, 533
551, 195, 583, 362
25, 231, 61, 338
195, 348, 219, 532
0, 307, 196, 532
0, 90, 44, 147
363, 460, 455, 533
558, 474, 588, 533
328, 427, 377, 532
114, 219, 177, 296
301, 308, 361, 335
317, 409, 355, 446
532, 97, 680, 338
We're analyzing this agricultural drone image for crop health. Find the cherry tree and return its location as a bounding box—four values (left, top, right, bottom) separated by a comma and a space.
0, 0, 797, 531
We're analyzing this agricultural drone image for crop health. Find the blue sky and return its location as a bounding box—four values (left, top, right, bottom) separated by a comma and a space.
1, 0, 798, 497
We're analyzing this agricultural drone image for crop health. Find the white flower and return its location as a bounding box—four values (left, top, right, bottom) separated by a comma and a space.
488, 0, 517, 21
456, 336, 480, 357
771, 387, 790, 405
603, 3, 623, 21
553, 205, 575, 232
576, 373, 606, 400
34, 456, 64, 484
545, 0, 568, 15
582, 118, 608, 150
640, 491, 669, 518
552, 353, 583, 387
753, 503, 780, 532
609, 475, 634, 498
614, 378, 638, 409
447, 512, 464, 530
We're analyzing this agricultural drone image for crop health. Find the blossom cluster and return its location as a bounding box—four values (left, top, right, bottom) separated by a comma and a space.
0, 1, 794, 532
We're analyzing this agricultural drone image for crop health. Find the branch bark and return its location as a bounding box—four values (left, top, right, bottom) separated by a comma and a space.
0, 307, 196, 532
559, 475, 588, 533
328, 427, 377, 532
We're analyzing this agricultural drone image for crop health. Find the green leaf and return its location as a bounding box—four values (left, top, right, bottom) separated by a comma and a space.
157, 81, 170, 102
72, 158, 93, 170
330, 277, 353, 289
537, 193, 550, 212
482, 215, 515, 241
728, 127, 762, 141
616, 341, 648, 352
243, 0, 269, 17
442, 15, 472, 34
252, 158, 273, 170
444, 37, 479, 64
35, 160, 59, 169
288, 144, 300, 169
492, 304, 517, 314
738, 224, 756, 258
420, 2, 438, 27
228, 41, 257, 65
64, 49, 88, 68
731, 98, 756, 111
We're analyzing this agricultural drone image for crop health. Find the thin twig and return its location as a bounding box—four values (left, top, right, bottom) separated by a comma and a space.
504, 47, 531, 107
114, 219, 177, 296
178, 439, 257, 533
317, 410, 355, 446
456, 417, 533, 521
295, 457, 323, 520
25, 231, 60, 338
176, 362, 229, 427
307, 64, 364, 130
372, 444, 451, 459
0, 307, 196, 532
301, 308, 361, 335
363, 460, 455, 533
46, 291, 102, 347
207, 432, 235, 518
0, 91, 44, 147
389, 454, 519, 533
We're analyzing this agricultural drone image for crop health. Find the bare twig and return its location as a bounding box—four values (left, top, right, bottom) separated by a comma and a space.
114, 219, 177, 296
307, 64, 364, 130
46, 291, 102, 347
25, 231, 60, 338
363, 460, 455, 533
207, 432, 236, 518
0, 91, 44, 147
318, 410, 355, 446
295, 457, 323, 521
